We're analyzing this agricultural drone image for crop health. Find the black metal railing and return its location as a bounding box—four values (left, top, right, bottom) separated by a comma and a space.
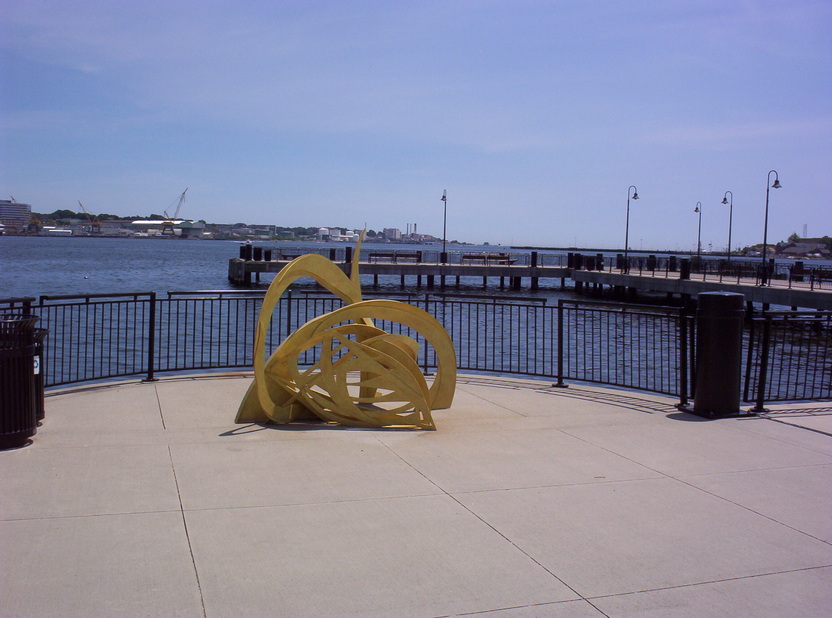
33, 293, 155, 386
555, 300, 694, 403
744, 311, 832, 410
236, 246, 570, 267
567, 251, 832, 290
2, 292, 828, 409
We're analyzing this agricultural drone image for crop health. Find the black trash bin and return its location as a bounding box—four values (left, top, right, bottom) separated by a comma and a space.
0, 314, 40, 449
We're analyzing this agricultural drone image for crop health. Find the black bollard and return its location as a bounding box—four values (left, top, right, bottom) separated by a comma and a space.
253, 247, 263, 261
791, 260, 804, 282
531, 251, 538, 268
679, 258, 690, 280
669, 255, 677, 272
692, 292, 745, 418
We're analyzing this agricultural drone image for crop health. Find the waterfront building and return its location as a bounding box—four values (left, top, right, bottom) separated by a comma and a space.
0, 199, 32, 232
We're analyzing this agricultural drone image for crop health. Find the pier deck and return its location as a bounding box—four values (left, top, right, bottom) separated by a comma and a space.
573, 269, 832, 310
229, 256, 832, 309
228, 257, 570, 290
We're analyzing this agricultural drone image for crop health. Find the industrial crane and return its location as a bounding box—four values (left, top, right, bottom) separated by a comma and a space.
12, 195, 41, 233
160, 188, 188, 235
77, 200, 102, 234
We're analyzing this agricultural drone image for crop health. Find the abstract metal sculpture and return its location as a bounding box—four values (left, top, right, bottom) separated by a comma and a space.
236, 233, 456, 430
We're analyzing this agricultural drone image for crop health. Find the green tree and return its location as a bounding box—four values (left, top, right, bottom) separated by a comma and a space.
50, 209, 77, 220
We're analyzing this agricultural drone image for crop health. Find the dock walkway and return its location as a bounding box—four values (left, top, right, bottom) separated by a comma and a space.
229, 255, 832, 309
228, 256, 570, 291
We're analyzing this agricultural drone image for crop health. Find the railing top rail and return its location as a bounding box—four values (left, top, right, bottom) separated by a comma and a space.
166, 290, 268, 298
558, 298, 687, 315
38, 292, 155, 304
428, 293, 549, 304
0, 296, 37, 305
755, 310, 832, 320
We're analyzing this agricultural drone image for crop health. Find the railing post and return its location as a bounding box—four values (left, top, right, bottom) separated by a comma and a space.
422, 296, 432, 374
554, 300, 567, 387
285, 290, 293, 341
751, 315, 772, 413
677, 308, 689, 408
143, 292, 158, 382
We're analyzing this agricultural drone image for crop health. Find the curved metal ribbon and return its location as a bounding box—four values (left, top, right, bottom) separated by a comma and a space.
236, 234, 456, 430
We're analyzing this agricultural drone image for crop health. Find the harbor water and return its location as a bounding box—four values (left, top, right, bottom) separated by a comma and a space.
0, 236, 580, 301
2, 236, 827, 403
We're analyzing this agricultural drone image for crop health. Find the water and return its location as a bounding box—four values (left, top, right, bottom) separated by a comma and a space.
4, 236, 826, 403
1, 236, 248, 298
0, 236, 577, 301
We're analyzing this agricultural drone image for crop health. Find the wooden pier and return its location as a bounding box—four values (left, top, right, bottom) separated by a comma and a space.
228, 253, 831, 310
228, 256, 570, 291
572, 270, 832, 310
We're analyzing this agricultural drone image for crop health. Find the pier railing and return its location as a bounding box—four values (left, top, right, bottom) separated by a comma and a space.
569, 252, 832, 290
604, 255, 832, 290
743, 310, 832, 409
3, 292, 829, 409
555, 300, 694, 403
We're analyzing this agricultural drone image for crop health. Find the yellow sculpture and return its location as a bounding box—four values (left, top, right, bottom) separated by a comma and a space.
236, 233, 456, 430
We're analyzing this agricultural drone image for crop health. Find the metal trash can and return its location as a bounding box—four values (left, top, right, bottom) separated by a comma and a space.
693, 293, 745, 418
0, 314, 40, 449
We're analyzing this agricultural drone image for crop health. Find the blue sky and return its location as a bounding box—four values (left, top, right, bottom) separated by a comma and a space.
2, 0, 830, 250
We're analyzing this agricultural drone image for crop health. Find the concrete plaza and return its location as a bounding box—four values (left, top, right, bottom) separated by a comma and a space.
2, 373, 831, 617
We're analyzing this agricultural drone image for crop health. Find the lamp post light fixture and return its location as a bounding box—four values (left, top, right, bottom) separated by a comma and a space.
694, 201, 702, 262
440, 189, 448, 264
623, 185, 639, 273
761, 170, 781, 286
721, 191, 733, 263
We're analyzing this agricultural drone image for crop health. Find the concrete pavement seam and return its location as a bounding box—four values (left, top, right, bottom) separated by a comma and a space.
369, 433, 606, 615
167, 444, 207, 618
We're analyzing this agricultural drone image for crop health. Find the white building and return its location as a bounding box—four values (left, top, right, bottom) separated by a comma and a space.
0, 199, 32, 232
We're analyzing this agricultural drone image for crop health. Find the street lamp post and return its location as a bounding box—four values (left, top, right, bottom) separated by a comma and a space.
440, 190, 447, 264
721, 191, 733, 263
761, 170, 781, 286
694, 201, 702, 262
623, 185, 639, 273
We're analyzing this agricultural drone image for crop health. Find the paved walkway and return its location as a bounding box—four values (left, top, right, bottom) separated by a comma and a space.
2, 374, 831, 617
